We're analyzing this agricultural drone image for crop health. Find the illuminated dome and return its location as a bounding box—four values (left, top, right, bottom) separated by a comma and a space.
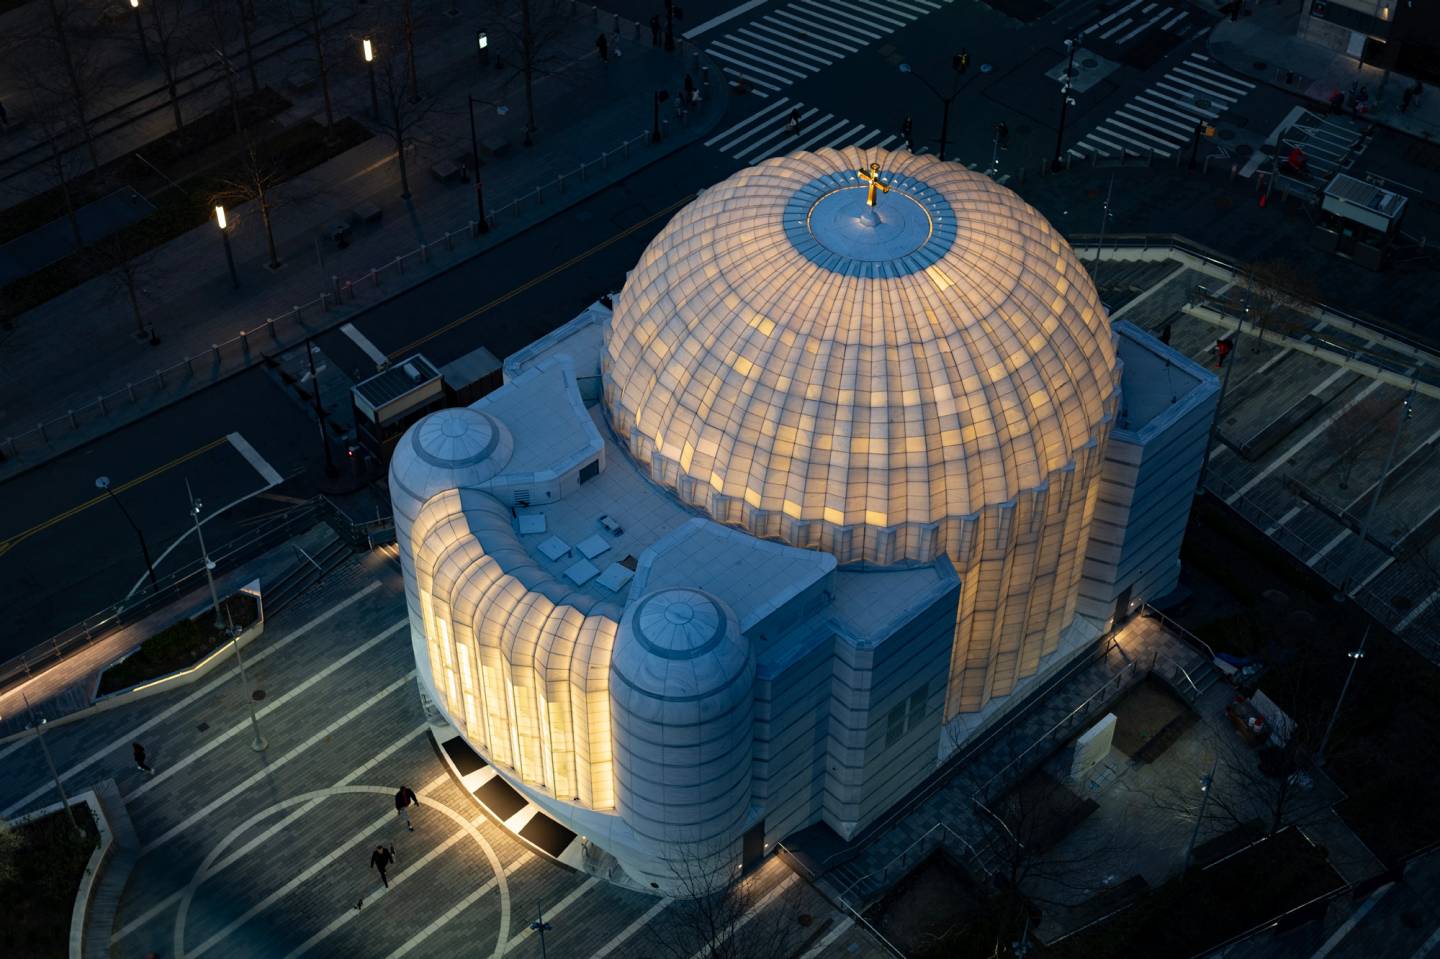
605, 147, 1121, 711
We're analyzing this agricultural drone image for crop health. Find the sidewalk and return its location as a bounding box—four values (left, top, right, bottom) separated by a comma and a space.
0, 5, 725, 480
1208, 1, 1440, 141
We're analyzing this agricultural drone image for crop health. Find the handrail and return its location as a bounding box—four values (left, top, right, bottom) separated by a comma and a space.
1141, 604, 1217, 664
0, 500, 321, 698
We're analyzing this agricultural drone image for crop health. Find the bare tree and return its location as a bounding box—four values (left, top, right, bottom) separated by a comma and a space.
86, 237, 159, 342
359, 14, 449, 201
1239, 259, 1320, 352
644, 841, 809, 959
295, 0, 337, 136
487, 0, 572, 145
17, 74, 91, 252
11, 0, 110, 175
1322, 394, 1399, 492
212, 139, 284, 269
145, 0, 193, 133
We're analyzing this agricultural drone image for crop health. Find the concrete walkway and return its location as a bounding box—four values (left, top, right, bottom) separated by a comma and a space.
1208, 2, 1440, 142
0, 3, 725, 481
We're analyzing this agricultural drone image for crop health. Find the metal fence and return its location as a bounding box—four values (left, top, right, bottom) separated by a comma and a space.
0, 501, 320, 701
1, 127, 662, 468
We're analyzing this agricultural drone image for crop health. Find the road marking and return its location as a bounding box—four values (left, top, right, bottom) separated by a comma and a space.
1308, 528, 1350, 565
0, 583, 380, 819
386, 194, 695, 360
686, 874, 798, 959
340, 322, 388, 365
385, 876, 503, 958
1310, 882, 1393, 958
1265, 504, 1303, 535
112, 723, 429, 945
683, 0, 770, 39
504, 877, 599, 951
281, 812, 493, 959
1350, 555, 1393, 595
141, 671, 416, 853
587, 897, 672, 959
128, 480, 285, 599
1397, 590, 1440, 633
706, 97, 793, 149
800, 917, 854, 958
170, 783, 508, 959
0, 436, 230, 559
127, 619, 407, 800
1408, 920, 1440, 959
225, 431, 283, 486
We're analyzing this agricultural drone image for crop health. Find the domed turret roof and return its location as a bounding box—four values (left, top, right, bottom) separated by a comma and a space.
605, 147, 1119, 540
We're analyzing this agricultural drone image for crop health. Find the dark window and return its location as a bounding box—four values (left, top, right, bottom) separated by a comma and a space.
908, 685, 928, 730
886, 703, 907, 748
579, 459, 600, 484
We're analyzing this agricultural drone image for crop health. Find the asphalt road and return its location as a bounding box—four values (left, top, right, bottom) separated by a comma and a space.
4, 0, 1436, 653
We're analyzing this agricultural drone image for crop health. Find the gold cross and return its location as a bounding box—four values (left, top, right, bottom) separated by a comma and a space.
856, 162, 890, 207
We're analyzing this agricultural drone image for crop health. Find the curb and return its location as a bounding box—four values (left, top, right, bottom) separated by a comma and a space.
0, 44, 729, 486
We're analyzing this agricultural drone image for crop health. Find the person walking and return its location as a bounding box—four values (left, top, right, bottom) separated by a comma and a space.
394, 785, 420, 831
133, 742, 154, 775
370, 844, 396, 888
596, 33, 609, 62
650, 14, 661, 46
787, 108, 801, 137
684, 72, 695, 103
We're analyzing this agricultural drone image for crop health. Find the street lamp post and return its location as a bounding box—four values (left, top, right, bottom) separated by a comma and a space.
476, 30, 489, 71
215, 205, 239, 289
651, 90, 669, 143
467, 96, 489, 233
1316, 626, 1368, 768
306, 338, 337, 476
95, 475, 160, 593
363, 38, 379, 120
1335, 388, 1414, 599
1183, 757, 1218, 873
189, 480, 268, 752
897, 51, 969, 162
530, 905, 553, 959
129, 0, 151, 65
20, 693, 85, 837
1051, 35, 1082, 171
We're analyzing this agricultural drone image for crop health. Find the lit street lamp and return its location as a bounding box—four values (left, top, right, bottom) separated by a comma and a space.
215, 204, 239, 289
189, 480, 267, 752
20, 693, 85, 837
1316, 626, 1369, 768
651, 89, 669, 144
1183, 756, 1218, 872
95, 475, 160, 593
897, 50, 970, 162
476, 30, 489, 71
1051, 34, 1082, 171
129, 0, 151, 65
363, 37, 379, 120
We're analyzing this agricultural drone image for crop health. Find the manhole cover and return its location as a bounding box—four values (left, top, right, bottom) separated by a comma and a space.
196, 721, 209, 733
252, 689, 267, 701
1082, 57, 1098, 68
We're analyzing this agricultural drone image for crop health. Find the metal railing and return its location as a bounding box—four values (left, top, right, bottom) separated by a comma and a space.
833, 822, 987, 914
0, 500, 321, 702
2, 126, 664, 467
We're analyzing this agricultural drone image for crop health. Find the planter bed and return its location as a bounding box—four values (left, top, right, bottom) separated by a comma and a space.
0, 804, 99, 957
96, 591, 259, 697
3, 114, 372, 317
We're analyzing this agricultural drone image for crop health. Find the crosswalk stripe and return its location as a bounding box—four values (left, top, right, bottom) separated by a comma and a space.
1174, 62, 1255, 93
720, 66, 782, 91
1095, 125, 1165, 153
1078, 139, 1112, 157
757, 16, 857, 54
791, 0, 887, 37
1155, 79, 1233, 106
825, 122, 869, 149
708, 44, 800, 83
767, 9, 864, 49
1163, 72, 1240, 101
845, 0, 916, 26
876, 134, 899, 149
1084, 0, 1143, 33
748, 21, 848, 59
737, 27, 834, 65
1115, 10, 1165, 43
712, 38, 810, 78
1172, 66, 1252, 97
789, 116, 852, 154
908, 0, 943, 8
1119, 105, 1194, 136
853, 129, 882, 147
734, 107, 821, 159
1134, 93, 1212, 123
1107, 116, 1183, 149
886, 0, 935, 15
705, 96, 792, 147
1160, 9, 1187, 29
1098, 18, 1133, 40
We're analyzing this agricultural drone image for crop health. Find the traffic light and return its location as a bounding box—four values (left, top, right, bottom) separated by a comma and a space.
953, 50, 969, 73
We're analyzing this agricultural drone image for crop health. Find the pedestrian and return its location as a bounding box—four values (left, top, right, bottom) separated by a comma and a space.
370, 844, 396, 888
684, 72, 696, 102
1401, 86, 1414, 113
1411, 79, 1424, 106
394, 784, 420, 831
1159, 322, 1172, 345
787, 108, 801, 137
133, 742, 154, 775
650, 14, 660, 46
596, 32, 608, 62
0, 99, 8, 131
901, 115, 913, 152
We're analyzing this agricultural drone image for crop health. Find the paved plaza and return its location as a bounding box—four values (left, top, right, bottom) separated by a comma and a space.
0, 551, 885, 958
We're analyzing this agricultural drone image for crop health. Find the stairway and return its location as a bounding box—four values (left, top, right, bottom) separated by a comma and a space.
262, 530, 352, 617
83, 780, 139, 959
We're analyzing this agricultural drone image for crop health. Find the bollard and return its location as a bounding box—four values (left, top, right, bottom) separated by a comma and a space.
67, 410, 76, 429
602, 149, 610, 169
624, 139, 631, 159
559, 172, 567, 193
612, 12, 619, 33
397, 255, 405, 275
593, 3, 598, 22
580, 161, 588, 181
212, 344, 222, 362
240, 329, 249, 350
321, 291, 331, 312
1066, 153, 1074, 171
333, 275, 342, 295
292, 305, 301, 325
268, 317, 277, 338
536, 185, 544, 205
445, 230, 454, 250
127, 383, 135, 403
1, 438, 12, 460
97, 394, 106, 414
634, 21, 641, 40
421, 242, 430, 264
38, 421, 47, 441
155, 368, 165, 388
185, 354, 194, 374
372, 268, 380, 287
